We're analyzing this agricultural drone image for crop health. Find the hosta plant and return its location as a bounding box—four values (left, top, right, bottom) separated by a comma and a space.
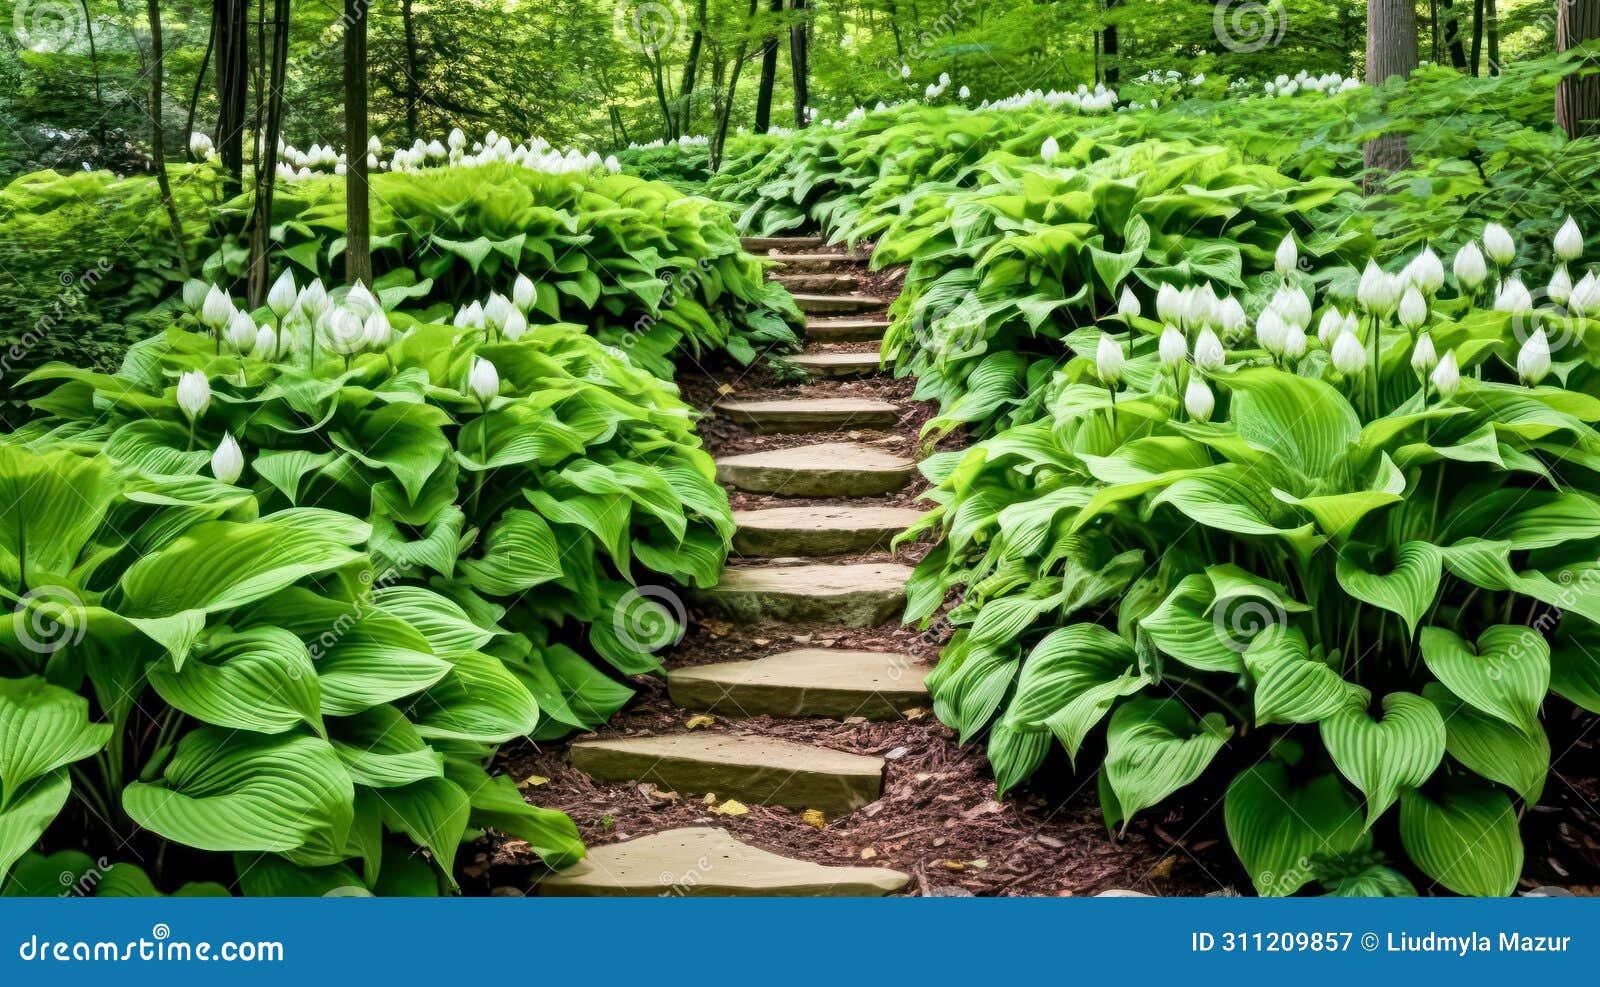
904, 225, 1600, 895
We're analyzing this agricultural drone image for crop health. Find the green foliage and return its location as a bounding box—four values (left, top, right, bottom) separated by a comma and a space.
903, 244, 1600, 895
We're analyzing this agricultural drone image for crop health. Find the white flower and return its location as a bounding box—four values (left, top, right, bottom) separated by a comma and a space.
1041, 136, 1060, 162
1194, 328, 1226, 370
1483, 222, 1516, 267
1571, 271, 1600, 317
225, 310, 257, 353
1330, 330, 1366, 376
1549, 266, 1573, 306
1274, 235, 1298, 277
959, 86, 971, 100
1406, 247, 1445, 295
362, 310, 391, 349
176, 370, 210, 420
345, 280, 379, 317
468, 357, 500, 404
321, 306, 367, 356
200, 284, 234, 330
512, 273, 537, 312
1357, 259, 1400, 315
266, 270, 298, 317
900, 64, 912, 79
1431, 351, 1461, 398
1282, 324, 1307, 360
1095, 333, 1125, 383
484, 292, 515, 331
1159, 326, 1187, 367
1317, 308, 1346, 348
1255, 307, 1287, 353
1410, 332, 1437, 378
211, 434, 245, 485
502, 307, 529, 341
298, 279, 330, 319
188, 132, 215, 159
254, 325, 280, 360
1517, 328, 1551, 385
1118, 287, 1141, 320
1273, 285, 1312, 330
1397, 286, 1428, 330
1216, 296, 1247, 338
1494, 276, 1534, 315
1155, 283, 1181, 325
1184, 377, 1215, 422
181, 279, 209, 311
1555, 216, 1583, 262
1453, 241, 1487, 290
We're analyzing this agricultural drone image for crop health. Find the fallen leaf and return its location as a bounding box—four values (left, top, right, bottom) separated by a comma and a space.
968, 858, 988, 870
1148, 857, 1175, 879
716, 383, 735, 395
684, 714, 716, 730
859, 848, 877, 860
753, 638, 771, 646
702, 793, 718, 806
902, 707, 930, 721
940, 860, 965, 871
710, 798, 749, 816
884, 746, 909, 760
801, 809, 826, 830
521, 774, 550, 787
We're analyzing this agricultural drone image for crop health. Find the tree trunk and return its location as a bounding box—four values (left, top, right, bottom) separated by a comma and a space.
1441, 0, 1468, 69
1485, 0, 1499, 74
247, 0, 290, 306
146, 0, 190, 277
214, 0, 249, 199
754, 0, 782, 132
79, 0, 107, 155
789, 0, 809, 128
676, 0, 708, 137
402, 0, 420, 141
1102, 0, 1120, 86
1363, 0, 1418, 184
1470, 0, 1483, 75
1557, 0, 1600, 138
712, 0, 759, 170
343, 0, 372, 286
185, 13, 215, 149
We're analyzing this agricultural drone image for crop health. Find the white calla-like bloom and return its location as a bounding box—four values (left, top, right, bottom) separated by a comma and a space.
468, 357, 500, 404
484, 292, 514, 331
1317, 308, 1345, 348
298, 279, 330, 319
1155, 283, 1181, 325
1357, 259, 1391, 314
1406, 247, 1445, 296
1397, 286, 1428, 330
177, 370, 211, 420
1431, 351, 1461, 398
266, 270, 298, 317
1095, 333, 1125, 383
1273, 284, 1312, 330
201, 284, 234, 330
1282, 324, 1307, 360
502, 307, 529, 341
1194, 328, 1226, 370
254, 325, 280, 360
1255, 306, 1287, 353
1453, 241, 1487, 290
1549, 266, 1573, 307
1274, 234, 1298, 277
211, 434, 245, 485
1517, 328, 1552, 385
1494, 276, 1534, 315
1158, 326, 1186, 367
1483, 223, 1516, 267
1117, 287, 1141, 320
1555, 216, 1583, 262
1184, 376, 1215, 422
225, 310, 257, 353
1410, 332, 1437, 378
512, 273, 537, 312
1330, 330, 1366, 376
1217, 296, 1247, 338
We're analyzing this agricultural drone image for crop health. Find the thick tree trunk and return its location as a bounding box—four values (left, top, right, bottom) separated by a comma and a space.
1470, 0, 1483, 75
343, 0, 372, 286
1557, 0, 1600, 138
247, 0, 290, 306
214, 0, 249, 199
754, 0, 782, 132
789, 0, 809, 128
146, 0, 190, 277
1363, 0, 1418, 184
1102, 0, 1120, 86
1441, 0, 1468, 69
1485, 0, 1499, 74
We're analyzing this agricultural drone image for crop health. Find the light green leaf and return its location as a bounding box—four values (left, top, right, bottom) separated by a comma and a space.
1104, 697, 1231, 827
1399, 783, 1523, 897
1224, 763, 1363, 896
1320, 692, 1445, 827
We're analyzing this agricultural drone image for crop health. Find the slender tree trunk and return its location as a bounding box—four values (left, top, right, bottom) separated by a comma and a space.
1363, 0, 1418, 185
754, 0, 781, 132
712, 0, 759, 170
247, 0, 290, 306
184, 14, 215, 150
1441, 0, 1468, 69
402, 0, 420, 141
1485, 0, 1499, 74
676, 0, 708, 137
343, 0, 372, 286
789, 0, 809, 128
1428, 0, 1438, 62
78, 0, 108, 155
1558, 0, 1600, 138
214, 0, 250, 199
146, 0, 190, 277
1102, 0, 1120, 86
1470, 0, 1483, 75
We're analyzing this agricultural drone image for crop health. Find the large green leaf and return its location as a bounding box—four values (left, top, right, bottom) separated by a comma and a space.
147, 627, 323, 736
1399, 783, 1523, 897
1244, 628, 1367, 726
1418, 625, 1548, 733
1103, 697, 1232, 827
1006, 624, 1147, 761
1320, 692, 1445, 827
0, 676, 112, 802
1424, 683, 1549, 804
1224, 763, 1363, 896
1334, 542, 1442, 636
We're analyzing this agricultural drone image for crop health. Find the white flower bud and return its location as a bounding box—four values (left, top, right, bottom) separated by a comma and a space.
512, 273, 537, 312
298, 279, 330, 319
211, 434, 245, 485
182, 279, 209, 311
1517, 328, 1551, 385
1282, 324, 1307, 360
1331, 330, 1366, 376
502, 307, 529, 341
266, 269, 298, 318
1555, 216, 1583, 262
1410, 332, 1437, 378
362, 310, 392, 349
1159, 326, 1187, 368
1041, 136, 1060, 162
1453, 241, 1487, 290
1274, 234, 1298, 277
322, 306, 367, 356
1273, 285, 1312, 330
1095, 333, 1125, 384
1431, 351, 1461, 398
1549, 266, 1573, 307
1494, 276, 1534, 315
1155, 283, 1181, 326
1194, 328, 1226, 370
484, 292, 514, 331
1317, 308, 1346, 348
1398, 286, 1428, 330
225, 310, 257, 353
1571, 271, 1600, 317
1255, 307, 1287, 353
201, 284, 235, 330
1405, 248, 1445, 296
1483, 223, 1516, 267
1184, 376, 1215, 422
1217, 296, 1247, 338
1118, 287, 1141, 320
1357, 259, 1389, 314
176, 370, 211, 420
254, 325, 280, 360
468, 357, 500, 404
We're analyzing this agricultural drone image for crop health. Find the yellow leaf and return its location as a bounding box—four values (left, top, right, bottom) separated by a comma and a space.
801, 809, 826, 830
859, 848, 877, 860
520, 774, 550, 787
711, 798, 749, 816
685, 714, 716, 730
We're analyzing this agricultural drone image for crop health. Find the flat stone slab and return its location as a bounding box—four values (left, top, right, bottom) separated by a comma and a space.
669, 648, 929, 720
793, 293, 888, 315
692, 562, 911, 626
733, 504, 924, 556
715, 442, 916, 497
743, 235, 826, 252
806, 318, 891, 343
569, 733, 885, 814
537, 827, 908, 897
768, 252, 868, 272
715, 397, 899, 433
789, 350, 883, 379
775, 272, 860, 293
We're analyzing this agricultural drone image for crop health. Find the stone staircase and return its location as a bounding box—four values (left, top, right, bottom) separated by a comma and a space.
538, 235, 929, 897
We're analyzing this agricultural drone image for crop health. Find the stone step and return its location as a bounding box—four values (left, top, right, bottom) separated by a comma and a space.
669, 648, 929, 720
732, 504, 924, 556
570, 732, 885, 814
807, 318, 891, 343
714, 397, 899, 434
715, 442, 916, 497
793, 293, 889, 316
537, 827, 908, 897
692, 562, 911, 626
789, 350, 883, 379
774, 272, 860, 294
743, 235, 825, 252
768, 252, 868, 272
